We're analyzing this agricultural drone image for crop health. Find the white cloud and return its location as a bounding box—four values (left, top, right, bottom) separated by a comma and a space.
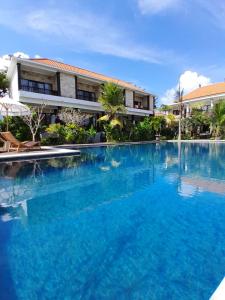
137, 0, 225, 29
0, 55, 11, 71
0, 52, 30, 71
179, 71, 211, 93
25, 9, 169, 64
0, 8, 178, 65
161, 87, 177, 105
196, 0, 225, 30
137, 0, 181, 14
13, 52, 30, 59
161, 70, 211, 105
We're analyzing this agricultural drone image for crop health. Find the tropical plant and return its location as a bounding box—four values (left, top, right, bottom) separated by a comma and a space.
42, 123, 96, 145
87, 125, 97, 142
64, 123, 88, 144
149, 116, 166, 135
165, 113, 176, 126
21, 104, 45, 141
133, 117, 154, 141
0, 116, 31, 141
159, 104, 172, 112
181, 108, 211, 137
98, 82, 126, 128
211, 100, 225, 138
44, 123, 66, 145
58, 108, 91, 126
175, 83, 184, 141
0, 72, 9, 96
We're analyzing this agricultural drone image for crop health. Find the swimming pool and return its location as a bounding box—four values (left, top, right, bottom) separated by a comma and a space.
0, 142, 225, 299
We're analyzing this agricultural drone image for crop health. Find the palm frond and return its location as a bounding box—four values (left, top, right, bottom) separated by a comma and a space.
98, 114, 110, 122
110, 118, 123, 128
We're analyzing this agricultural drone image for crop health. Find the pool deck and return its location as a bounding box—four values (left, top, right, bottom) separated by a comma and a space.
210, 277, 225, 300
0, 147, 80, 162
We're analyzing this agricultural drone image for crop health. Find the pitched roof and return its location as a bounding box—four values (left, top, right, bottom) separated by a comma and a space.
29, 58, 148, 94
183, 82, 225, 101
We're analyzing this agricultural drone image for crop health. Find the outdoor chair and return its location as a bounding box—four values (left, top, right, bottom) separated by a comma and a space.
0, 132, 41, 152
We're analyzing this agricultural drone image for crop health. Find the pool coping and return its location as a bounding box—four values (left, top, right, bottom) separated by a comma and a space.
210, 277, 225, 299
55, 141, 159, 149
0, 147, 80, 163
167, 139, 225, 143
55, 139, 225, 149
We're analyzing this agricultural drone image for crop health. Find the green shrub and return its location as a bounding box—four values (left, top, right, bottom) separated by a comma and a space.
133, 118, 154, 141
103, 124, 127, 142
87, 125, 97, 138
42, 123, 97, 145
64, 123, 88, 144
44, 124, 66, 145
0, 116, 31, 141
87, 126, 97, 143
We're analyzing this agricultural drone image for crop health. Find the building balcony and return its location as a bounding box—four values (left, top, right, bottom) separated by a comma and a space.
133, 95, 150, 111
77, 89, 97, 102
133, 104, 149, 110
20, 85, 58, 96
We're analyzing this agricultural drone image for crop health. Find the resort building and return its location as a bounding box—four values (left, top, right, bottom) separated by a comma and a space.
7, 57, 155, 124
170, 82, 225, 117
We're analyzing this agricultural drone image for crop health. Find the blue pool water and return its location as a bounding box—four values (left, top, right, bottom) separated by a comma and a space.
0, 142, 225, 299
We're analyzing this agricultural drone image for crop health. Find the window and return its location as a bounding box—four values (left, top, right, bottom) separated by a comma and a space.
20, 79, 54, 95
77, 90, 96, 102
134, 101, 143, 109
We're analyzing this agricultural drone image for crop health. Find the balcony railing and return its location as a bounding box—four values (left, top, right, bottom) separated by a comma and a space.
134, 104, 149, 110
77, 89, 97, 102
20, 85, 58, 96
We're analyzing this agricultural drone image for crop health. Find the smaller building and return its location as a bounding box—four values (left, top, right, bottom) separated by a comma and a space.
170, 82, 225, 117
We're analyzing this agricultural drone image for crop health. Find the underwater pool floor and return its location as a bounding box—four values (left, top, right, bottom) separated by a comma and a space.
0, 142, 225, 299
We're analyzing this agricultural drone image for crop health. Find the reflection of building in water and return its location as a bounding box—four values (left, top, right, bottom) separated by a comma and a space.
0, 156, 157, 225
179, 176, 225, 197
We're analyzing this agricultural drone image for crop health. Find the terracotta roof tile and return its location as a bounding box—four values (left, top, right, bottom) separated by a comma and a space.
183, 82, 225, 101
30, 58, 148, 94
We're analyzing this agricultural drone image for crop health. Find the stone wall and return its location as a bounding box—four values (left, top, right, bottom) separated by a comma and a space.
60, 73, 76, 98
21, 70, 57, 91
149, 95, 154, 111
125, 89, 134, 107
77, 82, 101, 99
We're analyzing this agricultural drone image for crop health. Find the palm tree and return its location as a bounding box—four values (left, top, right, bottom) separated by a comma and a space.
150, 116, 165, 135
175, 82, 184, 141
98, 82, 126, 127
0, 72, 9, 96
211, 100, 225, 138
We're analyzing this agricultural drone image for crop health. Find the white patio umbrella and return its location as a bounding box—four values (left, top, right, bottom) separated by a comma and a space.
0, 95, 30, 131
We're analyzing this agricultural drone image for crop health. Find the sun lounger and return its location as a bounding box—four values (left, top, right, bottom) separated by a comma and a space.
0, 131, 40, 152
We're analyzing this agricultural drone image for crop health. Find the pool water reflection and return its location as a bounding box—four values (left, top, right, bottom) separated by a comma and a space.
0, 142, 225, 299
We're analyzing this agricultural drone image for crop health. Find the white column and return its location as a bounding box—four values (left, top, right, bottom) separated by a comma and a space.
210, 99, 214, 108
186, 104, 190, 117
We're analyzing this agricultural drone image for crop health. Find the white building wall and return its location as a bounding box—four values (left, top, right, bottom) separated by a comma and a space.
10, 65, 19, 101
8, 58, 155, 115
60, 73, 76, 98
125, 90, 134, 107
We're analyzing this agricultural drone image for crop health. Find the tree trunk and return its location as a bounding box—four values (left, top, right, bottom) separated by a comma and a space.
178, 118, 181, 141
32, 133, 36, 142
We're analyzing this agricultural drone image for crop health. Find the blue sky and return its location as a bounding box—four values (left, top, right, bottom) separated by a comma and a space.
0, 0, 225, 104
